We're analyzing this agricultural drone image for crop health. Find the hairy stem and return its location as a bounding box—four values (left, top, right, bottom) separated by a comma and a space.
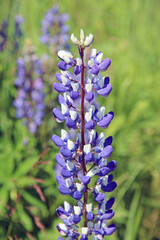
80, 46, 88, 227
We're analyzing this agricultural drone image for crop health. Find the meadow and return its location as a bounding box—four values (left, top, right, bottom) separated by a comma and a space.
0, 0, 160, 239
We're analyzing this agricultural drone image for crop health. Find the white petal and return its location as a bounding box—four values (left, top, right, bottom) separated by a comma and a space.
90, 48, 97, 58
76, 58, 82, 66
71, 82, 79, 91
80, 29, 85, 45
95, 52, 103, 63
64, 201, 71, 212
66, 178, 72, 188
85, 83, 93, 93
102, 176, 108, 186
76, 183, 84, 192
87, 221, 94, 229
61, 104, 68, 115
84, 34, 94, 47
97, 78, 104, 88
70, 110, 78, 121
59, 223, 68, 231
88, 58, 94, 68
61, 129, 69, 141
89, 105, 95, 114
83, 144, 91, 154
74, 206, 81, 215
94, 184, 101, 193
86, 203, 92, 212
66, 160, 75, 171
81, 227, 88, 235
70, 33, 79, 45
58, 50, 73, 60
86, 166, 100, 177
61, 75, 69, 85
85, 111, 92, 122
94, 221, 101, 230
67, 139, 75, 150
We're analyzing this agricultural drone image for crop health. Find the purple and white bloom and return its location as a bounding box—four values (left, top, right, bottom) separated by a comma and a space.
14, 43, 45, 134
40, 4, 69, 51
53, 29, 117, 239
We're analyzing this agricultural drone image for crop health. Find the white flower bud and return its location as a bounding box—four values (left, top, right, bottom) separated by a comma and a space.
80, 29, 85, 46
70, 33, 79, 45
84, 33, 94, 47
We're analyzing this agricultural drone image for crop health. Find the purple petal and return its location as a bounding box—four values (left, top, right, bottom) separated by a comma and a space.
72, 191, 83, 200
99, 167, 110, 176
105, 224, 116, 235
74, 65, 81, 75
106, 197, 115, 210
87, 212, 94, 221
53, 82, 67, 93
58, 61, 71, 71
52, 135, 65, 147
95, 193, 105, 202
66, 117, 76, 129
53, 108, 65, 122
108, 174, 113, 182
104, 136, 113, 147
59, 184, 71, 195
97, 84, 112, 96
100, 145, 113, 158
55, 73, 62, 82
60, 146, 73, 158
101, 209, 115, 220
85, 153, 94, 163
61, 167, 72, 178
97, 111, 114, 128
107, 160, 117, 171
85, 120, 95, 130
73, 215, 81, 224
56, 206, 69, 219
90, 65, 100, 75
56, 175, 65, 185
85, 92, 94, 102
81, 176, 91, 185
56, 154, 66, 167
70, 91, 79, 100
99, 58, 111, 71
103, 181, 117, 192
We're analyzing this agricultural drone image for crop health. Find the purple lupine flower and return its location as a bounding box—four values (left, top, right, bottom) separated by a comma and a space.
14, 42, 45, 134
14, 15, 23, 51
0, 20, 8, 51
53, 29, 117, 239
40, 4, 69, 50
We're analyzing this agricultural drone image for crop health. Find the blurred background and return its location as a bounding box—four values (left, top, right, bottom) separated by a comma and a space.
0, 0, 160, 239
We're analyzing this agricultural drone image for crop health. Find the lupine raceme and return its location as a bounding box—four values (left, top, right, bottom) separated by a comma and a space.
14, 41, 45, 134
53, 29, 117, 240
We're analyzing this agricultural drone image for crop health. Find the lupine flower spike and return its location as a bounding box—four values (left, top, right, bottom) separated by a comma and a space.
14, 41, 45, 134
40, 4, 69, 51
53, 29, 117, 239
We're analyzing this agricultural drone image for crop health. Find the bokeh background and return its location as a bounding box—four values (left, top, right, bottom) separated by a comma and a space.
0, 0, 160, 239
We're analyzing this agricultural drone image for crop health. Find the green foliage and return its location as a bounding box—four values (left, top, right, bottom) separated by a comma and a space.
0, 0, 160, 239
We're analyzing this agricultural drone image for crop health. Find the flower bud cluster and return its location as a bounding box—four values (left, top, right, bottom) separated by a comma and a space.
14, 42, 45, 134
40, 4, 69, 50
0, 20, 8, 51
53, 30, 117, 239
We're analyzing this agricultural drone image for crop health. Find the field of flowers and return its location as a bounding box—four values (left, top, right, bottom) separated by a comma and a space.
0, 0, 160, 239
